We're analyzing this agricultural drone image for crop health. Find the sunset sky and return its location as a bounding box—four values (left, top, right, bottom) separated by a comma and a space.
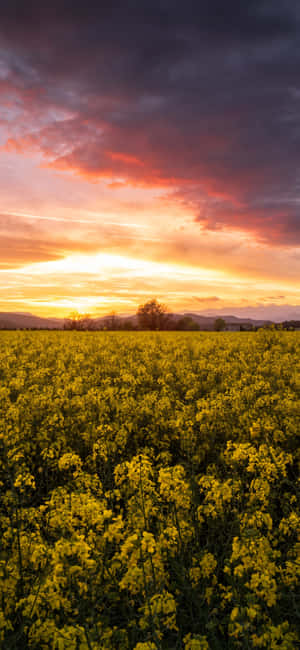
0, 1, 299, 319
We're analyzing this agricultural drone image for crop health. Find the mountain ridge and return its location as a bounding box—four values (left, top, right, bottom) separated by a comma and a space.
0, 310, 279, 330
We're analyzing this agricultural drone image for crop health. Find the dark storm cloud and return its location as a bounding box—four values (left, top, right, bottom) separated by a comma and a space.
0, 1, 299, 243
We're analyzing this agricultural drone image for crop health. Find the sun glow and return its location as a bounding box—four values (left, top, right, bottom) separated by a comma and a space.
1, 251, 299, 318
11, 252, 231, 283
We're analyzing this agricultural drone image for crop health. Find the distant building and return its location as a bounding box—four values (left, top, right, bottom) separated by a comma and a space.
225, 323, 241, 331
225, 323, 254, 331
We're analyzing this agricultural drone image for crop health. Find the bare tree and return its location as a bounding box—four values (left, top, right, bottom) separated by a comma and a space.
137, 299, 170, 330
64, 312, 94, 330
103, 311, 120, 330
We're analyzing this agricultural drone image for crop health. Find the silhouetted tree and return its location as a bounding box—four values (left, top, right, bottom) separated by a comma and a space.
137, 299, 170, 330
176, 316, 200, 331
103, 312, 121, 330
281, 320, 300, 330
214, 317, 226, 331
64, 312, 94, 330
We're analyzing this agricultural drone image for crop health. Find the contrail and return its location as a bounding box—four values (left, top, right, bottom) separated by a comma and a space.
0, 209, 149, 228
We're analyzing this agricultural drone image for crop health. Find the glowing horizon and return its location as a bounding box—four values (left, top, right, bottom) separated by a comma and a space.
1, 247, 299, 319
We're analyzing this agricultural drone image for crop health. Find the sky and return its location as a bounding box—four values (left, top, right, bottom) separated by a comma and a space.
0, 0, 299, 319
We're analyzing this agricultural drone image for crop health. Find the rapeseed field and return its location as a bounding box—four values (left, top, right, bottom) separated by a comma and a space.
0, 330, 299, 649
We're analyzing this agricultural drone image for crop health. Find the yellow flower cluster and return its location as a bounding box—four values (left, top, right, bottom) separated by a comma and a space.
0, 329, 299, 648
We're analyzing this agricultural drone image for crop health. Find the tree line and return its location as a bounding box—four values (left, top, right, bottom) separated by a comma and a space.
64, 299, 281, 332
64, 299, 208, 331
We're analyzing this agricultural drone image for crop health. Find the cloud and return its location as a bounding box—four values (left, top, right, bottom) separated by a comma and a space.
0, 1, 299, 245
194, 296, 221, 303
0, 208, 167, 268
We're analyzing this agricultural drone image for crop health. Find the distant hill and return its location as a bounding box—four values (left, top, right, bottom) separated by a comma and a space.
0, 312, 64, 329
0, 311, 273, 330
202, 305, 300, 322
177, 312, 272, 328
